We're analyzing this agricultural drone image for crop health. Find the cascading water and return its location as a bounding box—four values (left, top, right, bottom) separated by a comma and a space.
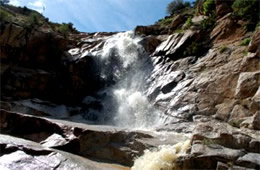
82, 31, 161, 129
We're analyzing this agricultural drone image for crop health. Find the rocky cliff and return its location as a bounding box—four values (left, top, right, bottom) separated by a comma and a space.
0, 1, 260, 170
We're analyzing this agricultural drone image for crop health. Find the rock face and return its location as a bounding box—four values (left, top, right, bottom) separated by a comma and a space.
0, 22, 104, 104
248, 27, 260, 56
210, 13, 245, 42
1, 4, 260, 170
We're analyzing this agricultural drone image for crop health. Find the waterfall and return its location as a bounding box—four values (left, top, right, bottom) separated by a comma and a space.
82, 31, 161, 129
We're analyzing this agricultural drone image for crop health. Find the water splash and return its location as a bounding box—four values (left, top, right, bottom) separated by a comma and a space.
131, 140, 191, 170
82, 31, 161, 129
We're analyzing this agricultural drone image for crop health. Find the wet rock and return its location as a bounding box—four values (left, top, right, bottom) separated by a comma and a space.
216, 161, 254, 170
0, 109, 185, 166
154, 30, 201, 60
139, 36, 161, 53
0, 134, 128, 170
0, 109, 64, 142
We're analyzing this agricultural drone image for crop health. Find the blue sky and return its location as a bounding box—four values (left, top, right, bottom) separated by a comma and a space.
9, 0, 193, 32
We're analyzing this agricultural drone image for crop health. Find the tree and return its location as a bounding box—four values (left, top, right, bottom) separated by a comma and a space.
0, 0, 10, 5
167, 0, 190, 15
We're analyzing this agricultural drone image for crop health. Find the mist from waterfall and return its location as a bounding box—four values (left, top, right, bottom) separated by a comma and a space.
82, 31, 161, 129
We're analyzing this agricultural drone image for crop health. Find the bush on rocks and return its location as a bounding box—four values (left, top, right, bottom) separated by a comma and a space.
203, 0, 216, 16
167, 0, 191, 15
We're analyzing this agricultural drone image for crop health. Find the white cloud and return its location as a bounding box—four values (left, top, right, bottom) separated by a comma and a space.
28, 0, 46, 13
9, 0, 20, 6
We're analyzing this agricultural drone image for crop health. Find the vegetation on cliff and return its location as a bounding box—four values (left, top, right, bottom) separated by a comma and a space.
0, 3, 77, 36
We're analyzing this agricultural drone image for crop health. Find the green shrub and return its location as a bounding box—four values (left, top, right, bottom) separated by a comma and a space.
173, 28, 184, 33
232, 0, 260, 31
219, 45, 227, 53
243, 49, 248, 56
184, 42, 202, 56
203, 0, 216, 16
159, 17, 173, 26
57, 23, 71, 37
240, 38, 251, 46
200, 16, 215, 31
232, 0, 259, 21
184, 17, 193, 29
28, 12, 40, 25
0, 9, 11, 21
167, 0, 190, 15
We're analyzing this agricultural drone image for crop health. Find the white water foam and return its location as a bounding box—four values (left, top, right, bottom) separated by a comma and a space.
131, 140, 191, 170
83, 31, 161, 129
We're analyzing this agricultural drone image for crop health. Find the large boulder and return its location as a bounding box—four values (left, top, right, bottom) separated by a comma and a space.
216, 0, 235, 17
179, 121, 260, 169
234, 71, 260, 99
169, 14, 187, 31
211, 13, 244, 42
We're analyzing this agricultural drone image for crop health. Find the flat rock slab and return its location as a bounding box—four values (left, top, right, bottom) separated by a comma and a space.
0, 134, 129, 170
